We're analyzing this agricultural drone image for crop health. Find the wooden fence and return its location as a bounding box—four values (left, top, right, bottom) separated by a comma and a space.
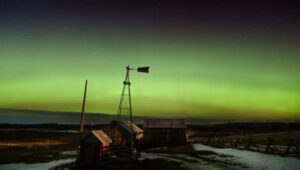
198, 135, 300, 157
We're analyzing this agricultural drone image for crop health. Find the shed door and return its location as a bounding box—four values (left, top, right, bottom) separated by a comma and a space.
81, 144, 100, 164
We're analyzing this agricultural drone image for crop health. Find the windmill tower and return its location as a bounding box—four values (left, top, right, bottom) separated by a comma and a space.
117, 65, 149, 124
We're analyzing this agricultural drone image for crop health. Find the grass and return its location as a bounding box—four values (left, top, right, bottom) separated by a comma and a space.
0, 145, 77, 164
0, 139, 64, 147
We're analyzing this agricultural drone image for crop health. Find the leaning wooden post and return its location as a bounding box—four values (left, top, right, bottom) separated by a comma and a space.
77, 80, 88, 164
80, 80, 88, 133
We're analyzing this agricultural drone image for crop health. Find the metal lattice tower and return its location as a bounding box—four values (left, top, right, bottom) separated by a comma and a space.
117, 65, 133, 122
117, 65, 149, 123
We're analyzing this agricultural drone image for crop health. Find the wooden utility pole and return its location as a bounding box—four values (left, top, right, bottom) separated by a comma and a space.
80, 80, 88, 133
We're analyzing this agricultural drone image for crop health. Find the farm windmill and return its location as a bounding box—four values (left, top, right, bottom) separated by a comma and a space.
117, 65, 150, 125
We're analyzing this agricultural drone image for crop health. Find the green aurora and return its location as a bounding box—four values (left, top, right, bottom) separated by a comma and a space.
0, 32, 299, 120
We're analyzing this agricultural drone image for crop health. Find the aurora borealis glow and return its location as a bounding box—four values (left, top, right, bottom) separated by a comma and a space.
0, 0, 299, 120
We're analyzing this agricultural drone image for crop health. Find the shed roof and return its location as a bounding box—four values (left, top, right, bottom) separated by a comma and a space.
111, 120, 143, 134
143, 119, 186, 128
89, 130, 112, 146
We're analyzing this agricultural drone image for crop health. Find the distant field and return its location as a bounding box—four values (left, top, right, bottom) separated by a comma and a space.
0, 130, 80, 164
0, 139, 64, 147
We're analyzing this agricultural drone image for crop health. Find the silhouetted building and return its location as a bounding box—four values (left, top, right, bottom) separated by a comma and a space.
108, 120, 143, 147
78, 130, 112, 166
143, 119, 186, 146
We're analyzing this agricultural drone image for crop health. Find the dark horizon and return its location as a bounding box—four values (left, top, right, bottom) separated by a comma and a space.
0, 108, 299, 125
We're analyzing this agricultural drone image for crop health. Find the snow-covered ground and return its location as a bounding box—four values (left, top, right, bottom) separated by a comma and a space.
193, 143, 300, 170
0, 158, 75, 170
140, 152, 226, 170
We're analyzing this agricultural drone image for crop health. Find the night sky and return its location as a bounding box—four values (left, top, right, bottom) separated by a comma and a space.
0, 0, 299, 120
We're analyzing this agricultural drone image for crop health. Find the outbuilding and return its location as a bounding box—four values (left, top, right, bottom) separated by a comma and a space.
143, 119, 186, 146
78, 130, 112, 166
108, 120, 143, 147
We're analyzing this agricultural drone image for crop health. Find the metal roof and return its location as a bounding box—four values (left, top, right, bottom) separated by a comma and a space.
143, 119, 186, 128
111, 120, 143, 134
91, 130, 112, 146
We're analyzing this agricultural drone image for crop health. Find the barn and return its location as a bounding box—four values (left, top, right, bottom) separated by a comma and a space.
143, 119, 186, 146
108, 120, 143, 147
78, 130, 112, 166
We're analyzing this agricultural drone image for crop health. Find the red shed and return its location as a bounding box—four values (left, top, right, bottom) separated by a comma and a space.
78, 130, 112, 166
